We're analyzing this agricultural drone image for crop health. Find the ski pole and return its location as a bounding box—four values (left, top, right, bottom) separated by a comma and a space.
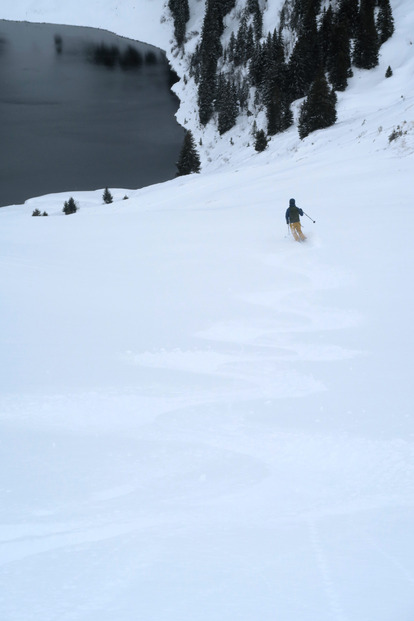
303, 211, 315, 223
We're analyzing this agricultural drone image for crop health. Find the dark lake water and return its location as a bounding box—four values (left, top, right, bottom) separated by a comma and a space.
0, 20, 184, 207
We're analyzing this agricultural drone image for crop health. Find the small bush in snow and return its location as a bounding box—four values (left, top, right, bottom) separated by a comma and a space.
32, 209, 42, 217
388, 125, 406, 143
385, 65, 393, 78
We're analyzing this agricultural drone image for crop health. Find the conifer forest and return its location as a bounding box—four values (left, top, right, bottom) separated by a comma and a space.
169, 0, 394, 139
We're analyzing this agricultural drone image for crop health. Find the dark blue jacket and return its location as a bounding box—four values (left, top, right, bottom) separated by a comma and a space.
286, 205, 303, 224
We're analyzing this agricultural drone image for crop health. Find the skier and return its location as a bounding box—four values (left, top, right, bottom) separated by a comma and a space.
285, 198, 306, 242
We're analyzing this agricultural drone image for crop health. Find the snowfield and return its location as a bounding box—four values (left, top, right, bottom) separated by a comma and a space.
1, 1, 414, 620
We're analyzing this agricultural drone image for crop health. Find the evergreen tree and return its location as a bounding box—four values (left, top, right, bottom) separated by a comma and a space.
255, 31, 283, 98
198, 68, 217, 126
254, 129, 268, 152
236, 78, 250, 111
249, 43, 268, 90
266, 84, 293, 135
287, 4, 320, 101
103, 187, 113, 204
245, 26, 255, 63
262, 31, 292, 135
194, 0, 240, 125
288, 0, 322, 32
197, 0, 224, 125
227, 31, 236, 63
234, 16, 248, 66
328, 16, 352, 91
268, 29, 286, 73
220, 0, 236, 15
32, 209, 42, 216
385, 65, 393, 78
298, 71, 337, 139
217, 80, 238, 135
353, 0, 379, 69
247, 0, 263, 40
377, 0, 394, 45
168, 0, 190, 46
176, 130, 201, 176
318, 6, 334, 69
62, 197, 78, 215
338, 0, 359, 38
215, 72, 226, 113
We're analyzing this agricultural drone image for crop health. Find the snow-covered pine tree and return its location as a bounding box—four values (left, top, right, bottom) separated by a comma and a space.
287, 3, 320, 101
353, 0, 379, 69
266, 85, 284, 135
197, 0, 224, 125
327, 16, 352, 91
168, 0, 190, 47
254, 129, 268, 152
298, 71, 337, 139
217, 80, 238, 135
266, 85, 293, 135
318, 6, 334, 69
376, 0, 394, 45
227, 31, 236, 63
338, 0, 359, 38
62, 197, 78, 215
247, 0, 263, 40
249, 43, 268, 91
176, 130, 201, 176
103, 187, 113, 204
285, 0, 323, 33
262, 31, 292, 135
198, 68, 217, 126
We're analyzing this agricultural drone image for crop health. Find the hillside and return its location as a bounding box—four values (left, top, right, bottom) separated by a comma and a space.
4, 0, 413, 168
1, 1, 414, 620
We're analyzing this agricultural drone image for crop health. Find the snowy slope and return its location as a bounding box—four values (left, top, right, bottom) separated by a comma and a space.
2, 145, 414, 621
1, 1, 414, 620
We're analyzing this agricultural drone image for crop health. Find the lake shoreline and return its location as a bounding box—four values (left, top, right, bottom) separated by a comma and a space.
0, 19, 184, 208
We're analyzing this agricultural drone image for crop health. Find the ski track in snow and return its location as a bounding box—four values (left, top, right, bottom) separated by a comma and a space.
308, 520, 348, 621
1, 189, 414, 619
1, 183, 414, 621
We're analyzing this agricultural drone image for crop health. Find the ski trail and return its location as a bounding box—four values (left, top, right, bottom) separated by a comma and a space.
366, 535, 414, 585
308, 520, 348, 621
